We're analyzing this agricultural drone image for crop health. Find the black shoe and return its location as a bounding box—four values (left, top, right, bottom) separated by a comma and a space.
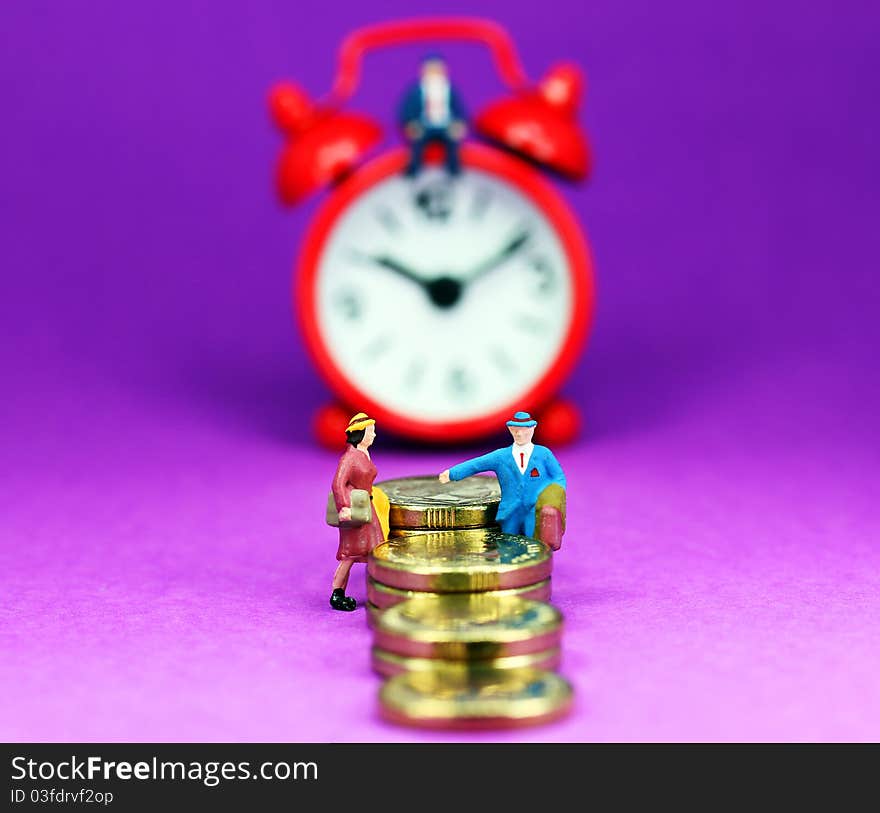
330, 588, 357, 612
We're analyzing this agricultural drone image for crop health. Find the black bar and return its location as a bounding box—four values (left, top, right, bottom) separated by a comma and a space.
1, 743, 877, 810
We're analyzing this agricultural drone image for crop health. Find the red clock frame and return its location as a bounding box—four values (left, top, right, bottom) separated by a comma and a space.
295, 141, 595, 442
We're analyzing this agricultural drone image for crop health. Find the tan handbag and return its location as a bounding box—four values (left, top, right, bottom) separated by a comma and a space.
326, 489, 372, 527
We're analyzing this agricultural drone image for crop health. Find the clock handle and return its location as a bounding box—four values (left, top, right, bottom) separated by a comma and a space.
323, 17, 590, 180
270, 17, 590, 202
326, 17, 532, 108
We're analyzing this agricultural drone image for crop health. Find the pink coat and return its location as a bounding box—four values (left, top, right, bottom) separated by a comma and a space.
332, 446, 383, 562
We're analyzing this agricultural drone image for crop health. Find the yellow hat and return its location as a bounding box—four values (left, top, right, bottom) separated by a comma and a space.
346, 412, 375, 434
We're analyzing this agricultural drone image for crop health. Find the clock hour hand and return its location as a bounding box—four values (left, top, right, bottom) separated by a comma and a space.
351, 251, 463, 310
354, 250, 429, 290
464, 230, 532, 284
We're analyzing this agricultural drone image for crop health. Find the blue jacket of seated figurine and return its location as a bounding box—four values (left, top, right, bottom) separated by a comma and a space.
448, 445, 566, 538
398, 82, 467, 132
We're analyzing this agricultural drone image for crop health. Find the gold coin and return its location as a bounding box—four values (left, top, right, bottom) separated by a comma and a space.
367, 576, 552, 609
375, 475, 500, 530
373, 594, 563, 659
379, 667, 573, 730
365, 601, 382, 628
387, 527, 444, 539
368, 528, 552, 592
371, 646, 561, 678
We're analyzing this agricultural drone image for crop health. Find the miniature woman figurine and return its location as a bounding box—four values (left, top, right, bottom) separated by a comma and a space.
329, 412, 387, 611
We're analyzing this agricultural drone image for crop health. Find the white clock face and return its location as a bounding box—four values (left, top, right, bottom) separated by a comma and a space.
313, 165, 574, 423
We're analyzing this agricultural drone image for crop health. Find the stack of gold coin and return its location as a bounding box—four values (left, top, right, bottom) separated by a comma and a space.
372, 594, 572, 729
367, 475, 552, 622
367, 527, 553, 625
378, 474, 502, 534
371, 593, 562, 677
368, 475, 572, 729
380, 667, 573, 730
368, 473, 502, 623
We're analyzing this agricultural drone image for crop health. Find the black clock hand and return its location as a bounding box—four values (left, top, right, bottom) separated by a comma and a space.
354, 250, 464, 309
361, 253, 429, 289
355, 241, 531, 310
465, 230, 532, 284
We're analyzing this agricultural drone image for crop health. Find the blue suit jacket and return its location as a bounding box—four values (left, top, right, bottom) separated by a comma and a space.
449, 445, 566, 524
398, 82, 466, 129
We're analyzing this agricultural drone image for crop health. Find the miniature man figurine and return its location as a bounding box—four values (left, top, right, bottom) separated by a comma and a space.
439, 411, 567, 550
328, 412, 388, 611
399, 54, 467, 177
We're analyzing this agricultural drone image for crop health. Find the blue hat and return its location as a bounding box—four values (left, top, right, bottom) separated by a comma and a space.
506, 411, 537, 427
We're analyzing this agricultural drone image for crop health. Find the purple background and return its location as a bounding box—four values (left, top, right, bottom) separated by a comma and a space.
2, 1, 878, 741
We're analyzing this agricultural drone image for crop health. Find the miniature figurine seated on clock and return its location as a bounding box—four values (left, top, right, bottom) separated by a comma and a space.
438, 411, 567, 550
399, 54, 468, 177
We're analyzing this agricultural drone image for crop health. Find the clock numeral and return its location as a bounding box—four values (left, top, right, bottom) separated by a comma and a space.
364, 334, 392, 359
414, 179, 454, 222
529, 255, 556, 294
489, 347, 517, 374
514, 314, 549, 335
376, 207, 403, 233
403, 359, 426, 391
335, 291, 363, 321
448, 365, 476, 398
469, 188, 492, 221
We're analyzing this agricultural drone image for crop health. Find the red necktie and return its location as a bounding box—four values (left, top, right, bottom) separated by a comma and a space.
520, 452, 524, 470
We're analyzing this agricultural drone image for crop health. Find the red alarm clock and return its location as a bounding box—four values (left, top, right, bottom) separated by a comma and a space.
269, 18, 595, 447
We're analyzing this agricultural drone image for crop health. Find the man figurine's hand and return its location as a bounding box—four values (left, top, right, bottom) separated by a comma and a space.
405, 121, 423, 141
449, 120, 467, 141
338, 507, 352, 522
438, 470, 451, 484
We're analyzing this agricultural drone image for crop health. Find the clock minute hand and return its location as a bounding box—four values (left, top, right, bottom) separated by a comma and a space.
464, 230, 532, 284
